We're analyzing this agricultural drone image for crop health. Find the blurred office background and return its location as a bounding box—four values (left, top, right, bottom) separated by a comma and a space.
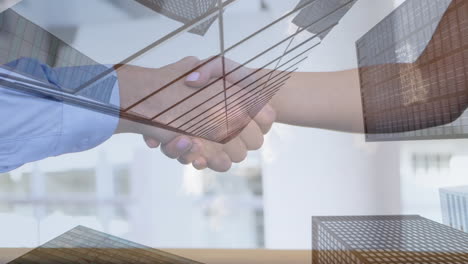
0, 0, 467, 249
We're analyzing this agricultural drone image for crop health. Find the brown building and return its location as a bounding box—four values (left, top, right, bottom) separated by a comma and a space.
312, 215, 468, 264
9, 225, 201, 264
358, 0, 468, 141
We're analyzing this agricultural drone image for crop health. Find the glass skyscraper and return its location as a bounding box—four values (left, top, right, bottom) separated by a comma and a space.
440, 185, 468, 232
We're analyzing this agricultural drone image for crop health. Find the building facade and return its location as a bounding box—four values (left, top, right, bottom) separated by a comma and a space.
358, 0, 468, 141
440, 185, 468, 232
9, 225, 201, 264
312, 215, 468, 264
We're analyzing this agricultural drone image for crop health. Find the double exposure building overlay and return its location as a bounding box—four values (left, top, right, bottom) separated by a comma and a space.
440, 186, 468, 232
0, 0, 357, 143
0, 8, 117, 103
358, 0, 468, 141
134, 0, 219, 36
312, 215, 468, 264
9, 225, 202, 264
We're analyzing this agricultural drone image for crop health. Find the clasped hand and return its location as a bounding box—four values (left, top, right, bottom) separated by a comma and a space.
115, 56, 276, 172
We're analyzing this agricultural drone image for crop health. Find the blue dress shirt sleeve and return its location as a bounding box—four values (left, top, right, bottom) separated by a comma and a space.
0, 58, 120, 172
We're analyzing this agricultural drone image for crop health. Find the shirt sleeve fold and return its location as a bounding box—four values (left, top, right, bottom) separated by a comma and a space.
0, 58, 120, 172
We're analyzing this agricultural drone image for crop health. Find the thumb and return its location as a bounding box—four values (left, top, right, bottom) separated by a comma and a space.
185, 57, 255, 89
185, 58, 220, 88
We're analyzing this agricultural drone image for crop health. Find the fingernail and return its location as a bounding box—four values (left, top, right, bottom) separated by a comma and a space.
186, 72, 200, 82
146, 139, 158, 148
176, 137, 192, 151
193, 159, 204, 169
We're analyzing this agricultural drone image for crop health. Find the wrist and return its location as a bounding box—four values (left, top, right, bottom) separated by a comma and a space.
114, 65, 159, 134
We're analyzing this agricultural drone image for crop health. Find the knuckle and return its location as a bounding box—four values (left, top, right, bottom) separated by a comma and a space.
177, 156, 191, 165
258, 104, 276, 123
181, 56, 199, 65
217, 163, 232, 172
195, 163, 207, 170
265, 106, 277, 123
232, 151, 247, 163
193, 163, 204, 170
206, 56, 223, 69
250, 136, 264, 151
161, 146, 178, 159
211, 155, 232, 172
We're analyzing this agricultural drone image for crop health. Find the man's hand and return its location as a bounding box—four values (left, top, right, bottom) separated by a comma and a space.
115, 56, 276, 172
150, 102, 276, 171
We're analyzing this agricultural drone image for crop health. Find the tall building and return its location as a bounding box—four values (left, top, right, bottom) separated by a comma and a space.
0, 8, 116, 102
440, 186, 468, 232
9, 225, 201, 264
358, 0, 468, 141
133, 0, 218, 36
312, 215, 468, 264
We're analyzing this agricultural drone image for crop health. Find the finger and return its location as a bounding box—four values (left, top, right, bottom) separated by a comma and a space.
178, 56, 200, 68
252, 103, 277, 134
185, 57, 225, 87
222, 137, 248, 163
207, 151, 232, 172
161, 136, 193, 159
185, 138, 232, 172
239, 121, 264, 151
177, 155, 192, 165
193, 157, 208, 170
185, 57, 255, 88
143, 135, 161, 148
177, 138, 204, 165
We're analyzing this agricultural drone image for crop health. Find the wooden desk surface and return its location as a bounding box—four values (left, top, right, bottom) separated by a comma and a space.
0, 248, 310, 264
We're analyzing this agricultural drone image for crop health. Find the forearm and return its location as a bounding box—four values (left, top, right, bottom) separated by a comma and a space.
270, 69, 365, 133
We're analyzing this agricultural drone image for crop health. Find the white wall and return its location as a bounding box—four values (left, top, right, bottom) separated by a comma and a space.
262, 0, 404, 249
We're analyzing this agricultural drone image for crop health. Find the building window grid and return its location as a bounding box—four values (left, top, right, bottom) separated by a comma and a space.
359, 0, 468, 141
440, 187, 468, 234
313, 215, 468, 264
0, 9, 116, 103
14, 226, 201, 263
317, 224, 362, 264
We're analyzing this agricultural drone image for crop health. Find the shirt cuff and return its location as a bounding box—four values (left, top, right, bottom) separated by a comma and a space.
0, 165, 21, 173
53, 72, 120, 155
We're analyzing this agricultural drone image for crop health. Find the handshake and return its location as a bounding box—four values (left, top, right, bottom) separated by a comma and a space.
114, 56, 277, 172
